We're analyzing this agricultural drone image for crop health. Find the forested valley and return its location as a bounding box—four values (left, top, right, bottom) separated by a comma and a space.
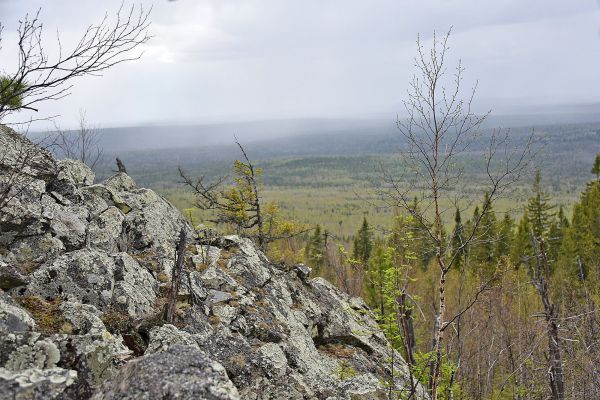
163, 137, 600, 399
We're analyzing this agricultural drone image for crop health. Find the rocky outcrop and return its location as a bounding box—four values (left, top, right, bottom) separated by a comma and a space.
0, 126, 426, 399
93, 345, 240, 400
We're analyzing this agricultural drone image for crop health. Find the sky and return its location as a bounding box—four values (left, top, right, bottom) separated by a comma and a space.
1, 0, 600, 128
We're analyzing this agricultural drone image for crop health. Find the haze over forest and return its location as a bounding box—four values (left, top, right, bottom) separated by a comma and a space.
2, 0, 600, 129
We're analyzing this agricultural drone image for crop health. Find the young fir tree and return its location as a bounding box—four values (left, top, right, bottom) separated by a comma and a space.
560, 181, 600, 278
470, 192, 498, 267
406, 198, 434, 269
366, 240, 392, 316
547, 205, 569, 263
526, 170, 554, 240
450, 208, 466, 270
496, 213, 515, 259
0, 76, 26, 110
353, 217, 373, 265
368, 214, 418, 384
591, 153, 600, 183
511, 209, 534, 268
305, 225, 325, 275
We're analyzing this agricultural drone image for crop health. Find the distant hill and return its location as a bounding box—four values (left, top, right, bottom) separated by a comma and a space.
86, 105, 600, 153
93, 119, 600, 192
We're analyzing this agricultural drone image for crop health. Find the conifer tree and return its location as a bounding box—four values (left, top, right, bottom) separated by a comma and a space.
527, 170, 554, 240
353, 217, 373, 264
547, 205, 568, 263
366, 240, 391, 316
511, 209, 534, 268
406, 198, 434, 269
560, 181, 600, 278
470, 193, 498, 267
496, 213, 514, 259
180, 140, 305, 252
450, 209, 466, 270
591, 153, 600, 183
0, 77, 25, 110
305, 225, 325, 275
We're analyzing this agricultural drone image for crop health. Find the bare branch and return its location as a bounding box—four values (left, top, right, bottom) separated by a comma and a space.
0, 4, 152, 122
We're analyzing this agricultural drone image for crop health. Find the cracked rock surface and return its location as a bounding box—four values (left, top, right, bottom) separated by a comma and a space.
0, 126, 426, 399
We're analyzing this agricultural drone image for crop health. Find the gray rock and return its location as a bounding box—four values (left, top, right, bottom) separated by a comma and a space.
25, 249, 116, 310
93, 345, 240, 400
7, 233, 65, 266
50, 332, 131, 388
49, 206, 88, 249
4, 339, 61, 371
56, 159, 95, 187
111, 253, 157, 317
192, 245, 221, 268
0, 261, 28, 290
0, 126, 56, 179
257, 343, 288, 378
0, 291, 35, 333
59, 302, 106, 335
206, 290, 233, 305
212, 304, 238, 325
87, 207, 125, 252
0, 367, 78, 400
120, 188, 192, 254
82, 185, 132, 215
102, 173, 136, 193
223, 235, 272, 288
294, 263, 312, 281
145, 324, 199, 354
197, 265, 240, 292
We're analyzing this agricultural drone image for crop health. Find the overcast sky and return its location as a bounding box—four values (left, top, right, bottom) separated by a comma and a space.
1, 0, 600, 128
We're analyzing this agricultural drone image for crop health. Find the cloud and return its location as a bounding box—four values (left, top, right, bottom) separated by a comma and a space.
1, 0, 599, 128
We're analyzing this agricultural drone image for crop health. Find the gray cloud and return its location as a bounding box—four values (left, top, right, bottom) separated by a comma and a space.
1, 0, 599, 129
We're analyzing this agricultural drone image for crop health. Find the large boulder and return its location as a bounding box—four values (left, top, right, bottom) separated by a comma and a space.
93, 345, 240, 400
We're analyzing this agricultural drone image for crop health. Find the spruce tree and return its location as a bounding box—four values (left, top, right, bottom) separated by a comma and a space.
406, 198, 434, 269
470, 192, 498, 267
591, 153, 600, 183
547, 205, 568, 263
527, 170, 554, 240
496, 213, 514, 259
560, 181, 600, 278
305, 225, 325, 275
511, 209, 533, 268
366, 241, 391, 315
353, 217, 373, 264
450, 208, 466, 270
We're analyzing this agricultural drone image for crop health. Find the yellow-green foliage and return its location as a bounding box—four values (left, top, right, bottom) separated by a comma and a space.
263, 201, 309, 264
413, 352, 460, 399
333, 360, 357, 381
219, 160, 261, 229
